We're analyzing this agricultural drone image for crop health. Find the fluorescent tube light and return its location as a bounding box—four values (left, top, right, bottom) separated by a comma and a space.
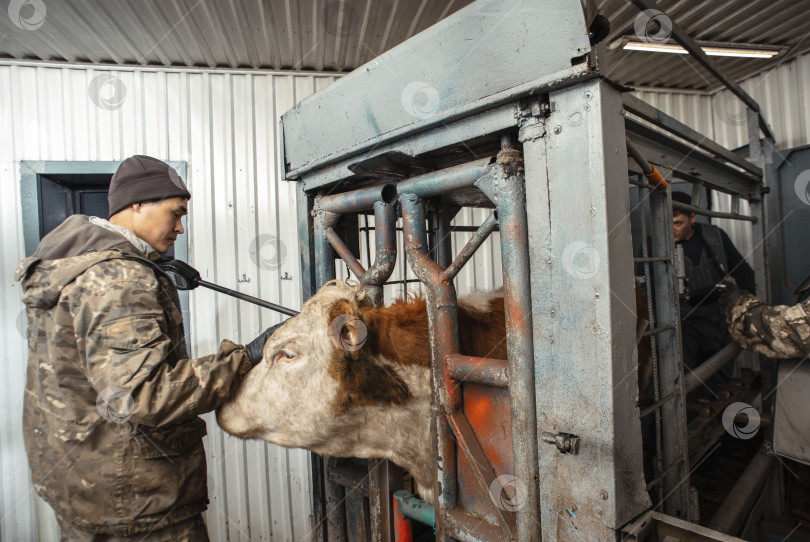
622, 41, 780, 59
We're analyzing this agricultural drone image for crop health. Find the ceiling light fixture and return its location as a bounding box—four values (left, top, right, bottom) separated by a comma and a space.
620, 40, 781, 59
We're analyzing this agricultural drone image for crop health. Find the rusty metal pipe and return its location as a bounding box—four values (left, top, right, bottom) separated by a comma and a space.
476, 151, 541, 540
393, 490, 435, 529
397, 158, 493, 199
440, 212, 498, 282
361, 201, 398, 306
626, 138, 668, 191
319, 183, 398, 215
446, 354, 508, 388
325, 227, 366, 280
314, 195, 340, 287
684, 342, 743, 395
400, 193, 459, 539
324, 456, 348, 542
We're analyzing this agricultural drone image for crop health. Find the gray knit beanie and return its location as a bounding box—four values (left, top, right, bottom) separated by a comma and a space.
108, 155, 190, 217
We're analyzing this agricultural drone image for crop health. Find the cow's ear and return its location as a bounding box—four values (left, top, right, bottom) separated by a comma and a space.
328, 299, 369, 355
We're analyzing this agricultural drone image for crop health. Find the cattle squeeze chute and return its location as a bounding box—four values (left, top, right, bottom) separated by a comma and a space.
220, 0, 776, 540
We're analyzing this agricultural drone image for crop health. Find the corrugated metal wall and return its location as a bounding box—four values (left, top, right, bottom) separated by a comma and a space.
712, 52, 810, 152
0, 62, 337, 542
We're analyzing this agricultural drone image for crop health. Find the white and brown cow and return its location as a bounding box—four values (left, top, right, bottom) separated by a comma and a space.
216, 280, 652, 503
216, 280, 506, 503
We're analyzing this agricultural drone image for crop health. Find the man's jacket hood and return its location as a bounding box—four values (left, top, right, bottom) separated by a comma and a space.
15, 215, 143, 310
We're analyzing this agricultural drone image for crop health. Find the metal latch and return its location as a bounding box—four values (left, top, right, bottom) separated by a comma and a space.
541, 432, 580, 454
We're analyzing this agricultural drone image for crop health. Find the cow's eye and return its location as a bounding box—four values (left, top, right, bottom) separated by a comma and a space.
276, 349, 298, 362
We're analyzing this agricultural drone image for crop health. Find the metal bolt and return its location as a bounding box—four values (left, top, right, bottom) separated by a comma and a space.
600, 489, 608, 500
553, 125, 562, 134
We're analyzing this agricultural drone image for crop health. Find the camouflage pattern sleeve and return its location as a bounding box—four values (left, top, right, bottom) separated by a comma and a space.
726, 293, 810, 359
71, 260, 253, 427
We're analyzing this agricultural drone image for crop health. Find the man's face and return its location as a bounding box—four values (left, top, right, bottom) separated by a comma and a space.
672, 212, 696, 243
131, 197, 188, 253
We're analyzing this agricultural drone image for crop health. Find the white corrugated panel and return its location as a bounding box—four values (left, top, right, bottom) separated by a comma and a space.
0, 62, 339, 542
712, 52, 810, 152
633, 89, 715, 141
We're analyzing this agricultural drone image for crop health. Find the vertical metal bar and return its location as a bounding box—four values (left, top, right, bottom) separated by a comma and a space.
648, 169, 691, 519
365, 200, 403, 542
435, 205, 456, 269
637, 180, 665, 507
400, 193, 458, 542
314, 195, 339, 287
362, 201, 398, 307
524, 79, 650, 538
300, 181, 328, 542
314, 194, 344, 541
392, 496, 413, 542
761, 137, 780, 304
325, 456, 349, 542
475, 141, 540, 540
747, 109, 768, 301
298, 183, 317, 302
368, 458, 403, 542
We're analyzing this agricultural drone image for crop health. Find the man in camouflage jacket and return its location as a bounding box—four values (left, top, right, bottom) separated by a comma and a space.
15, 156, 276, 540
724, 292, 810, 359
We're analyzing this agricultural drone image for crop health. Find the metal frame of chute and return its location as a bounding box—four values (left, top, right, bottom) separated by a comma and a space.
285, 0, 779, 539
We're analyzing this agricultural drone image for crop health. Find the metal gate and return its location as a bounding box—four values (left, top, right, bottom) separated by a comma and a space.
282, 0, 778, 539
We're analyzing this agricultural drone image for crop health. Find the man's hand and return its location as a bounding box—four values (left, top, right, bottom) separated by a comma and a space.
244, 322, 285, 367
716, 278, 745, 312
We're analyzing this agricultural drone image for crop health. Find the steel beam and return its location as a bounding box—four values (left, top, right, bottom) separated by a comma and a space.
622, 94, 761, 178
626, 119, 760, 197
524, 79, 651, 538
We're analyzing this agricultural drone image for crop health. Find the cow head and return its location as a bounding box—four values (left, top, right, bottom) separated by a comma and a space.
216, 280, 435, 499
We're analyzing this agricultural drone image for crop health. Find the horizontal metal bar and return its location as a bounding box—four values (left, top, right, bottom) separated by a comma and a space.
298, 104, 519, 190
449, 225, 500, 233
623, 93, 762, 177
634, 256, 671, 263
446, 354, 509, 388
642, 323, 677, 337
327, 460, 370, 497
325, 228, 367, 280
684, 342, 743, 395
396, 158, 493, 199
384, 279, 423, 286
629, 178, 662, 191
626, 119, 760, 197
673, 201, 757, 223
318, 183, 398, 215
393, 490, 435, 528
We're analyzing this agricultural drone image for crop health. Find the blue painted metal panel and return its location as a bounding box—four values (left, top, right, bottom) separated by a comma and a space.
281, 0, 591, 177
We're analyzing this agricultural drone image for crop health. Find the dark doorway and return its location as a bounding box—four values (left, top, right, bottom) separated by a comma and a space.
38, 173, 112, 238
